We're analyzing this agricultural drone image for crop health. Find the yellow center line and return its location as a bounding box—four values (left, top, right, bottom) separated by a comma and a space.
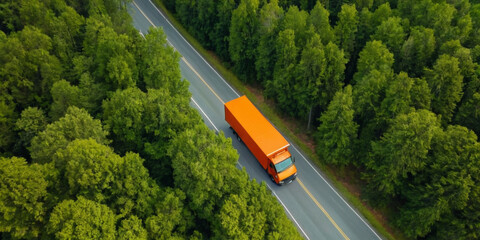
297, 178, 350, 240
182, 57, 225, 104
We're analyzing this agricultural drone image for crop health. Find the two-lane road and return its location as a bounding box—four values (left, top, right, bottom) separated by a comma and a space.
129, 1, 383, 239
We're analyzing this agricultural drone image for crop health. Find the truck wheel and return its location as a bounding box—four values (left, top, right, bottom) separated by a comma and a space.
270, 174, 275, 183
232, 131, 241, 142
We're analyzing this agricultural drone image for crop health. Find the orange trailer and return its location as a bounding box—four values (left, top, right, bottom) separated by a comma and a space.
225, 96, 297, 185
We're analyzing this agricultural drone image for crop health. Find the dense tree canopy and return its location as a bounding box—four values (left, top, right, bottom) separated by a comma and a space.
3, 0, 480, 238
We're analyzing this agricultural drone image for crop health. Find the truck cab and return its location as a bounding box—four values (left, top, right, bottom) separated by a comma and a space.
268, 150, 297, 185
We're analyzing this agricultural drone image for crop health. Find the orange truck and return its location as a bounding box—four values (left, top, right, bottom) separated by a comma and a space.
225, 96, 297, 185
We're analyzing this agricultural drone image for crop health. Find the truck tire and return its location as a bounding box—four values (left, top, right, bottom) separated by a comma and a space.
270, 174, 275, 183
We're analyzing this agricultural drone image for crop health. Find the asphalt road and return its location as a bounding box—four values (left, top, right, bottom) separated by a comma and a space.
128, 1, 383, 239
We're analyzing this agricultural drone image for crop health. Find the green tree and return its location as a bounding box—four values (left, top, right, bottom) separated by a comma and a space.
467, 3, 480, 47
112, 152, 160, 219
372, 17, 406, 59
14, 107, 47, 156
30, 106, 109, 163
77, 72, 107, 115
215, 193, 266, 239
396, 125, 480, 239
255, 0, 284, 84
118, 215, 148, 240
175, 0, 196, 35
49, 79, 82, 120
410, 77, 432, 111
145, 188, 188, 239
400, 26, 436, 77
229, 0, 260, 81
334, 4, 358, 59
265, 29, 298, 114
455, 92, 480, 135
213, 180, 302, 239
353, 70, 389, 123
83, 15, 137, 91
54, 139, 121, 202
367, 109, 441, 198
17, 0, 55, 34
0, 26, 61, 109
212, 0, 236, 60
281, 5, 310, 48
308, 1, 335, 45
102, 87, 201, 183
0, 97, 17, 155
0, 157, 47, 239
295, 33, 326, 122
356, 2, 392, 52
102, 87, 146, 153
426, 2, 457, 47
322, 42, 347, 106
354, 40, 394, 83
379, 72, 414, 120
352, 42, 394, 160
138, 27, 183, 92
49, 5, 85, 69
354, 8, 373, 61
425, 54, 464, 124
439, 40, 477, 88
195, 0, 217, 47
316, 85, 358, 166
47, 197, 116, 240
168, 124, 241, 221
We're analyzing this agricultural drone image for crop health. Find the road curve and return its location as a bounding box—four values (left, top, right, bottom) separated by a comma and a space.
128, 1, 383, 239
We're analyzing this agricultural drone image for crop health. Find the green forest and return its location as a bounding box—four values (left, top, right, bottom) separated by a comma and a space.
0, 0, 302, 239
163, 0, 480, 239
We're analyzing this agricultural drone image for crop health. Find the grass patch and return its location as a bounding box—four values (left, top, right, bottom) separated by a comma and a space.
151, 1, 404, 239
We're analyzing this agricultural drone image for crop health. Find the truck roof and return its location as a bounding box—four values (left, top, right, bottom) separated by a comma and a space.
225, 96, 290, 157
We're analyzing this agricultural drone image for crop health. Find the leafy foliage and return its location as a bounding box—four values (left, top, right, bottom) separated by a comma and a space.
47, 197, 116, 240
229, 0, 260, 81
425, 54, 464, 124
30, 106, 110, 163
0, 157, 47, 239
316, 85, 358, 165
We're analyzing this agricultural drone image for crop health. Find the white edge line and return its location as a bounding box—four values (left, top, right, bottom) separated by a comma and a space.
290, 145, 382, 240
236, 161, 311, 240
145, 0, 240, 98
137, 1, 380, 239
267, 185, 311, 240
191, 97, 218, 132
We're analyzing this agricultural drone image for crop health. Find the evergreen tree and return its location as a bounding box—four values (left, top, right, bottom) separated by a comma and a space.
255, 0, 284, 85
316, 85, 358, 166
425, 54, 464, 124
229, 0, 260, 81
308, 1, 335, 45
334, 4, 358, 59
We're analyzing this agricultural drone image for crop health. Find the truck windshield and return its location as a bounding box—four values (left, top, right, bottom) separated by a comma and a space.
275, 157, 293, 173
